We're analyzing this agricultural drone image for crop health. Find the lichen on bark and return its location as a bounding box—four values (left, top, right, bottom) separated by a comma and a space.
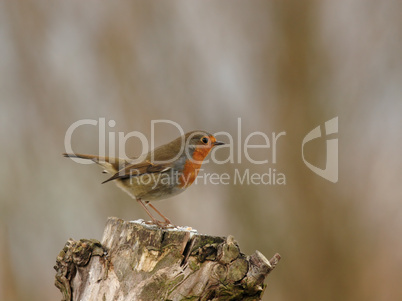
54, 217, 280, 301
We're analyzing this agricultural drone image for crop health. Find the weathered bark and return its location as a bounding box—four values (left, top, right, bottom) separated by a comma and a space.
54, 217, 280, 301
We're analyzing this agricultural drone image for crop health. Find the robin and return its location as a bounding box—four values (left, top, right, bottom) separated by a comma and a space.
63, 130, 225, 227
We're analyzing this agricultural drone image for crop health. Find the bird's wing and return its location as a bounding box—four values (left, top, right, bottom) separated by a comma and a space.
101, 160, 172, 184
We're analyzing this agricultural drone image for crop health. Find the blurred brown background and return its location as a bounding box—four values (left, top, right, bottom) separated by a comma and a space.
1, 1, 401, 300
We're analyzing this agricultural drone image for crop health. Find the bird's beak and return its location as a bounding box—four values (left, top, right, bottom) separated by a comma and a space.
213, 141, 225, 146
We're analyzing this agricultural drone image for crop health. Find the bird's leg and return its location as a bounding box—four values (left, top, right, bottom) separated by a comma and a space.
136, 198, 164, 227
147, 202, 174, 226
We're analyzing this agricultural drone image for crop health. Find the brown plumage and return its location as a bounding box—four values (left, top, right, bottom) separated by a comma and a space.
63, 130, 224, 227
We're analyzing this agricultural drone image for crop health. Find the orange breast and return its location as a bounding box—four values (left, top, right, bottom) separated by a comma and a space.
179, 147, 211, 188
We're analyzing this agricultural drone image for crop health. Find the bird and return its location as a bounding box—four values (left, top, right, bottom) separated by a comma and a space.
63, 130, 225, 227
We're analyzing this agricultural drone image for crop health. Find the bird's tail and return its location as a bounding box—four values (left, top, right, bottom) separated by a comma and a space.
62, 153, 131, 174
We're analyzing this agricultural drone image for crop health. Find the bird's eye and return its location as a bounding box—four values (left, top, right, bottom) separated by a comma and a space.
201, 137, 209, 144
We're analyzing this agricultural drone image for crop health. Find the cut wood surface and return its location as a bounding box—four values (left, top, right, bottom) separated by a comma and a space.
54, 217, 280, 301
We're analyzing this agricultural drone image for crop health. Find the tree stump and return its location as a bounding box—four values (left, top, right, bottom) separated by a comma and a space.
54, 217, 280, 301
